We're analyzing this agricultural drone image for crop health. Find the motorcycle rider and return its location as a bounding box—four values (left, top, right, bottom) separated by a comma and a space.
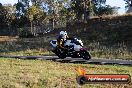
56, 31, 69, 50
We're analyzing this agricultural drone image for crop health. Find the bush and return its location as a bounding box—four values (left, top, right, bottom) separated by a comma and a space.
19, 28, 34, 38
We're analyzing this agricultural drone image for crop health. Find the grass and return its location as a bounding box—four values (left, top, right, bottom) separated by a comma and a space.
0, 58, 132, 88
90, 13, 132, 19
0, 36, 53, 56
86, 41, 132, 60
0, 48, 54, 56
0, 36, 131, 60
0, 13, 132, 88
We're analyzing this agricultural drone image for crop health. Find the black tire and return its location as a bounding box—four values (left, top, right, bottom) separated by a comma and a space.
57, 53, 66, 59
81, 50, 91, 60
55, 48, 66, 59
76, 76, 87, 85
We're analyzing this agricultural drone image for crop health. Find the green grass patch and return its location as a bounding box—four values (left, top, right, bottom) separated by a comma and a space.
0, 58, 132, 88
0, 49, 54, 56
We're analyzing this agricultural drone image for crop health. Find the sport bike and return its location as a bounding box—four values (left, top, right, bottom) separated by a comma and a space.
50, 38, 91, 60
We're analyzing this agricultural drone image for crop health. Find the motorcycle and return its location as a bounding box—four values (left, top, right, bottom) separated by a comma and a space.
50, 38, 91, 60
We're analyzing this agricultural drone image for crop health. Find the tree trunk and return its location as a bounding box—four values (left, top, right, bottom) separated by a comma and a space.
31, 21, 33, 34
52, 18, 55, 30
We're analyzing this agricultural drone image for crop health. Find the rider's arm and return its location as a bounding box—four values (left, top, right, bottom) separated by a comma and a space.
57, 39, 65, 49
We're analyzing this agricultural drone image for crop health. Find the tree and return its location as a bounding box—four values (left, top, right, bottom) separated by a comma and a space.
26, 5, 45, 35
35, 0, 69, 29
31, 0, 42, 6
124, 0, 132, 13
4, 4, 16, 28
95, 5, 119, 16
124, 0, 132, 8
0, 3, 5, 28
0, 3, 18, 35
21, 0, 30, 8
69, 0, 106, 21
15, 2, 25, 17
0, 3, 2, 7
0, 4, 15, 29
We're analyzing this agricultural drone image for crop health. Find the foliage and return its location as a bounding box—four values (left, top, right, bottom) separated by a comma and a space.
69, 0, 107, 19
0, 0, 123, 36
26, 5, 45, 21
19, 28, 33, 38
124, 0, 132, 8
15, 2, 25, 17
0, 3, 16, 29
95, 5, 119, 16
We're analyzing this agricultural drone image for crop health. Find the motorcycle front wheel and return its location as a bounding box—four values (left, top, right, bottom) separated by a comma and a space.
81, 50, 91, 60
55, 48, 67, 59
